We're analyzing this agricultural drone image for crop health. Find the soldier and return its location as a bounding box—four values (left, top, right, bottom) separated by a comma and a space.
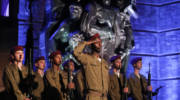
108, 55, 128, 100
128, 57, 152, 100
45, 51, 63, 100
3, 46, 30, 100
61, 59, 78, 100
74, 33, 109, 100
32, 56, 45, 100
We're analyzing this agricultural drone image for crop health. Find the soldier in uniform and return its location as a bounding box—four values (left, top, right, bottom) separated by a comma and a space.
128, 57, 152, 100
61, 59, 78, 100
3, 46, 30, 100
32, 56, 46, 100
74, 33, 109, 100
45, 51, 63, 100
108, 55, 128, 100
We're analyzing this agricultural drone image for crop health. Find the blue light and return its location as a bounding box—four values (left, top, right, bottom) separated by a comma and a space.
129, 1, 180, 100
17, 0, 180, 99
1, 0, 9, 17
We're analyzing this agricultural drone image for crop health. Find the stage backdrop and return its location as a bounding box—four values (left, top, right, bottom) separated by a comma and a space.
18, 0, 180, 100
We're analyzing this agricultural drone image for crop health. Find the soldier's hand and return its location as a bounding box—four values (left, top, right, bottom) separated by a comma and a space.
123, 87, 128, 93
86, 39, 101, 45
147, 85, 152, 92
68, 82, 75, 89
24, 98, 31, 100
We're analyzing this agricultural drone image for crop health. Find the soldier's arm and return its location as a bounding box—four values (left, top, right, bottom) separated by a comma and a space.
61, 73, 68, 91
45, 71, 56, 87
127, 78, 133, 97
76, 71, 85, 98
126, 79, 131, 94
5, 67, 26, 100
122, 74, 130, 96
143, 77, 150, 94
108, 77, 116, 100
73, 41, 89, 65
31, 76, 43, 99
74, 39, 100, 64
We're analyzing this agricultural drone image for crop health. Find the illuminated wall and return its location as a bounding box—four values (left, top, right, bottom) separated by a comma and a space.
18, 0, 46, 69
127, 0, 180, 100
0, 0, 9, 16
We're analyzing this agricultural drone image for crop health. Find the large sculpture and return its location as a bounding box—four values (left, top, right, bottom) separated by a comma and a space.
47, 2, 84, 65
81, 0, 135, 71
46, 0, 137, 72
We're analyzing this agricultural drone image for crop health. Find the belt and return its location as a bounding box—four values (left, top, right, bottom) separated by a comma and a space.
88, 90, 107, 97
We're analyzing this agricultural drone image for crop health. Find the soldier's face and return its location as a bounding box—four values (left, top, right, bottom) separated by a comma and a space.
53, 54, 62, 65
69, 61, 75, 71
135, 60, 142, 70
36, 60, 45, 70
13, 50, 24, 62
114, 58, 122, 69
93, 38, 102, 50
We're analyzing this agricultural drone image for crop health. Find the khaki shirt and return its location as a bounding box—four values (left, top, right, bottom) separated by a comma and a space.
74, 42, 109, 94
3, 64, 28, 100
128, 73, 148, 100
61, 71, 69, 100
0, 64, 6, 92
76, 69, 86, 98
32, 72, 44, 100
109, 70, 125, 100
45, 68, 63, 99
61, 71, 68, 90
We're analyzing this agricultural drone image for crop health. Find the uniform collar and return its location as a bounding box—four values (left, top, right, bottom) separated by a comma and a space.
13, 63, 25, 71
114, 69, 120, 78
36, 71, 44, 77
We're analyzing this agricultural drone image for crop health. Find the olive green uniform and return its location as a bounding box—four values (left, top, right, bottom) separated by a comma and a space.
3, 64, 29, 100
76, 69, 86, 99
45, 68, 64, 100
61, 71, 69, 100
128, 73, 148, 100
74, 42, 109, 100
109, 70, 126, 100
61, 71, 80, 100
32, 72, 44, 100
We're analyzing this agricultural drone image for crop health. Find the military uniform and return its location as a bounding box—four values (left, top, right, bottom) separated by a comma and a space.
3, 64, 28, 100
128, 73, 148, 100
76, 69, 86, 99
45, 68, 64, 100
61, 71, 69, 100
74, 41, 109, 100
109, 69, 126, 100
32, 72, 44, 100
61, 71, 80, 100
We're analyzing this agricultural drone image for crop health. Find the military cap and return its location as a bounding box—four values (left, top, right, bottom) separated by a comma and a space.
131, 57, 142, 65
110, 55, 121, 62
10, 46, 24, 54
90, 33, 100, 40
49, 50, 61, 59
35, 56, 45, 63
62, 59, 74, 67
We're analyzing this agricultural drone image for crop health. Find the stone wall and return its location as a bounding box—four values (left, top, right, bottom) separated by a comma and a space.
128, 0, 180, 100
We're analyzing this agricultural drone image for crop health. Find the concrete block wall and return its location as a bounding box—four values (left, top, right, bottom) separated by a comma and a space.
129, 0, 180, 100
18, 0, 45, 69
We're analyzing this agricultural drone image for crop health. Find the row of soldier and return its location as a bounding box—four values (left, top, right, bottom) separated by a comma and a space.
3, 33, 157, 100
